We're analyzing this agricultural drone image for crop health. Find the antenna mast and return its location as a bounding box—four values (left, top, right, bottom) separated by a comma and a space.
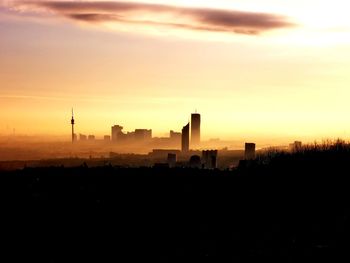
71, 108, 75, 143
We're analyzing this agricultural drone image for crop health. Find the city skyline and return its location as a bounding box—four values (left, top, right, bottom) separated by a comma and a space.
1, 1, 350, 143
1, 2, 350, 259
0, 106, 348, 146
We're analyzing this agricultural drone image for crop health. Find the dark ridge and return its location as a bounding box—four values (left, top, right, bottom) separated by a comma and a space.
1, 142, 350, 262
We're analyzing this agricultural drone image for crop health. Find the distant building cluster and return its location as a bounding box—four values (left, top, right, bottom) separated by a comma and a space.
70, 110, 204, 151
152, 150, 218, 169
111, 125, 152, 143
78, 134, 96, 141
69, 108, 303, 169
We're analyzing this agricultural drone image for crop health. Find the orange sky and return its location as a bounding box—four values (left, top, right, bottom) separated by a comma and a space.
1, 0, 350, 144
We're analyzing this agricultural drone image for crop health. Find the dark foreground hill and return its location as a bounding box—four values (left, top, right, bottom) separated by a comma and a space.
1, 144, 350, 262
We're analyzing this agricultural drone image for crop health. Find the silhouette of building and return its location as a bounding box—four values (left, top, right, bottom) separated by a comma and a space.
88, 135, 95, 141
104, 135, 111, 141
182, 123, 190, 152
79, 134, 87, 141
149, 149, 181, 159
167, 153, 177, 168
245, 143, 256, 160
135, 129, 152, 141
191, 113, 201, 147
111, 125, 124, 142
126, 131, 135, 140
170, 130, 181, 142
202, 150, 218, 169
71, 108, 75, 143
158, 130, 181, 148
289, 141, 302, 151
189, 155, 201, 169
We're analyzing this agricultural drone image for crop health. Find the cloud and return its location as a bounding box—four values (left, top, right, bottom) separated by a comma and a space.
9, 1, 294, 35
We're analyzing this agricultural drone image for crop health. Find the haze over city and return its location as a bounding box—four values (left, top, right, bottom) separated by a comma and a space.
1, 0, 350, 144
3, 2, 350, 262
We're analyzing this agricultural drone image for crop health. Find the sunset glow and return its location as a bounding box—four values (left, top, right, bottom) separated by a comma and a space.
1, 0, 350, 145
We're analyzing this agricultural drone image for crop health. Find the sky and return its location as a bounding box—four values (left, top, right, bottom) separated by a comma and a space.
1, 0, 350, 144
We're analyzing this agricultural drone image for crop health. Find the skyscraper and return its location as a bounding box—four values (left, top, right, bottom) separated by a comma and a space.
191, 113, 201, 147
181, 123, 190, 152
71, 108, 75, 143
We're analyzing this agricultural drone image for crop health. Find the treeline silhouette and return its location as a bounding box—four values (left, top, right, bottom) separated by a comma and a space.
1, 140, 350, 262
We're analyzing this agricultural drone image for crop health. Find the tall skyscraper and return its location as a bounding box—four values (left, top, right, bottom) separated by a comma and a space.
181, 123, 190, 152
71, 108, 75, 143
191, 112, 201, 147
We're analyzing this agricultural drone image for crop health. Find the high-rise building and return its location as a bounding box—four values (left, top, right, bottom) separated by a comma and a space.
134, 129, 152, 141
181, 123, 190, 152
245, 143, 256, 160
191, 113, 201, 147
111, 125, 124, 142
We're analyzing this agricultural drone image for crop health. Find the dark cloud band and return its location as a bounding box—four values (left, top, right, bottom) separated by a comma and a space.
19, 1, 294, 34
